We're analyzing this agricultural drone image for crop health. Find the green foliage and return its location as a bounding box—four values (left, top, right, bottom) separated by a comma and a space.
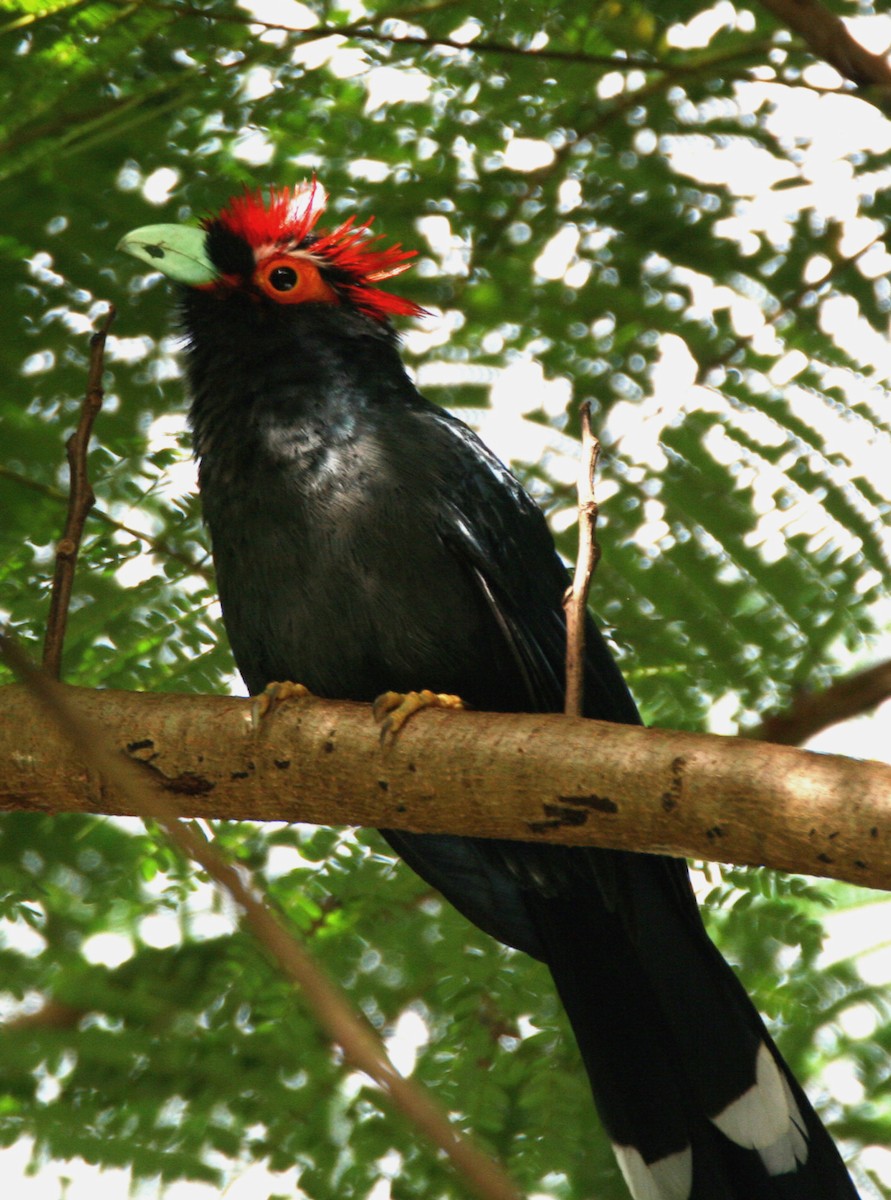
1, 0, 889, 1196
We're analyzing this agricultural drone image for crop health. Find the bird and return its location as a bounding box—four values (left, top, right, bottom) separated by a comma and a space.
119, 181, 861, 1200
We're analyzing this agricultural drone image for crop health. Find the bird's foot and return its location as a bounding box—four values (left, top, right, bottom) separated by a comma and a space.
373, 689, 465, 744
250, 680, 313, 731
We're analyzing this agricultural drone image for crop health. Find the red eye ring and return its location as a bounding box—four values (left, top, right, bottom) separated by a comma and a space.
255, 254, 338, 306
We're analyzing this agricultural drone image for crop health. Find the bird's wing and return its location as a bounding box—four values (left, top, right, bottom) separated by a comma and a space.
424, 405, 641, 723
384, 406, 857, 1199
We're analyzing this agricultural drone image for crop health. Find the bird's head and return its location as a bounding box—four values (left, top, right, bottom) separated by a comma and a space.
118, 180, 426, 323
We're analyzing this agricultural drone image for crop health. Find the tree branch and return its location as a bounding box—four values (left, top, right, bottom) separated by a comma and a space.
754, 659, 891, 746
2, 682, 890, 890
131, 0, 661, 70
758, 0, 891, 97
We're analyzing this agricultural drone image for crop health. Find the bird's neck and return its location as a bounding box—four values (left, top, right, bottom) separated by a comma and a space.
184, 300, 397, 446
181, 298, 416, 501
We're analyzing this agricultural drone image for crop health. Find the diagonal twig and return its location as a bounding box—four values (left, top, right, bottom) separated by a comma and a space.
563, 403, 602, 718
42, 306, 116, 678
0, 630, 522, 1200
0, 464, 212, 579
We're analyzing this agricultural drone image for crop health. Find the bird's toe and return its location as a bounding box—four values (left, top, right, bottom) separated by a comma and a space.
373, 688, 465, 744
250, 680, 313, 730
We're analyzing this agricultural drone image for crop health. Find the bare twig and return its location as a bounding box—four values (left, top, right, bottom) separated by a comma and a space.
758, 0, 891, 99
0, 632, 522, 1200
130, 0, 658, 69
345, 28, 645, 66
754, 659, 891, 747
563, 403, 602, 718
42, 307, 116, 678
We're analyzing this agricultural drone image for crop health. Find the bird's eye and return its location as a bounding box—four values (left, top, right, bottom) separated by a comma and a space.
255, 255, 338, 306
268, 265, 299, 292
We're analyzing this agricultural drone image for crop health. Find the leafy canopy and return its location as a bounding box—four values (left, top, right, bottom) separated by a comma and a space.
1, 1, 890, 1197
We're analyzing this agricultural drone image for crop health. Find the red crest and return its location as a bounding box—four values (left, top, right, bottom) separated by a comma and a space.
210, 181, 426, 321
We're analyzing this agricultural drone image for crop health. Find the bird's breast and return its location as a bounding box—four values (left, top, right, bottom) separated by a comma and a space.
201, 427, 492, 704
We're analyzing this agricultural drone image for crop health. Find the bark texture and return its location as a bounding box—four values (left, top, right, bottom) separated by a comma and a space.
3, 683, 890, 888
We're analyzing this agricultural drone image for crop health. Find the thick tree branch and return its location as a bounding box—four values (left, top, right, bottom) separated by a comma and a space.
758, 0, 891, 97
2, 683, 890, 890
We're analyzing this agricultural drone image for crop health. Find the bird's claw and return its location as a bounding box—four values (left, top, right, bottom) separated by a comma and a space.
373, 689, 465, 745
250, 680, 312, 731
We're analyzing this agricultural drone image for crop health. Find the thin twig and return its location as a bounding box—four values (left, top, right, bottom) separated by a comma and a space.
0, 631, 522, 1200
0, 465, 211, 579
130, 0, 660, 69
563, 404, 602, 718
42, 307, 116, 678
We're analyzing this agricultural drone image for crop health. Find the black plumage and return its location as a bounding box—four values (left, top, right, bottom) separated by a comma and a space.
121, 185, 861, 1200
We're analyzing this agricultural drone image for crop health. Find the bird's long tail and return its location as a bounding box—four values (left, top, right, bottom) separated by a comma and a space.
530, 863, 860, 1200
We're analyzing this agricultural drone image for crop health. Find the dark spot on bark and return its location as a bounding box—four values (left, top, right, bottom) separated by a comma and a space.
529, 803, 591, 834
231, 770, 249, 780
131, 758, 212, 795
556, 794, 618, 814
407, 762, 417, 773
817, 853, 833, 864
274, 759, 291, 770
706, 826, 724, 839
855, 859, 867, 870
828, 830, 839, 840
871, 827, 879, 838
324, 741, 335, 753
396, 804, 406, 814
661, 755, 686, 813
127, 739, 154, 753
163, 773, 214, 796
378, 779, 389, 792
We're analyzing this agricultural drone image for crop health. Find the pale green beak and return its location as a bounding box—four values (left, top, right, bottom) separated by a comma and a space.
117, 223, 218, 287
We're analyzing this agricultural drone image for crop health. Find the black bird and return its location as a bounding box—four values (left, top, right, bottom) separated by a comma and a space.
120, 182, 860, 1200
